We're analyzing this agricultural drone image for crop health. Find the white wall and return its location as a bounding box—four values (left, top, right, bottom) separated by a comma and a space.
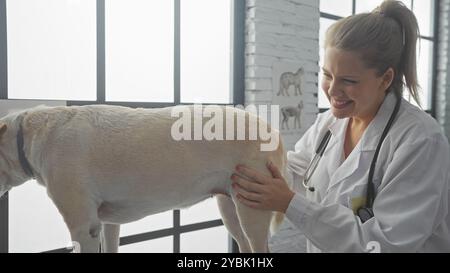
245, 0, 320, 151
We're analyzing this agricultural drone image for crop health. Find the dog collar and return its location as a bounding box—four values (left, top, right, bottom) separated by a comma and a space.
17, 119, 35, 179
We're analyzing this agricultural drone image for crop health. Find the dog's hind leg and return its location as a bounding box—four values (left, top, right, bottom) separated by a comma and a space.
216, 195, 252, 253
231, 194, 271, 253
101, 223, 120, 253
229, 150, 286, 253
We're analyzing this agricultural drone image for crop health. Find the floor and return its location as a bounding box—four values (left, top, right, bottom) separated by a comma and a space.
268, 218, 307, 253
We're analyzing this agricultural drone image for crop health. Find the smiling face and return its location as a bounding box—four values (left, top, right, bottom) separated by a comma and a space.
322, 47, 394, 123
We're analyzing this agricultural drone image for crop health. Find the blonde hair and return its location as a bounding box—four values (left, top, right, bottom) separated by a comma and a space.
324, 0, 421, 107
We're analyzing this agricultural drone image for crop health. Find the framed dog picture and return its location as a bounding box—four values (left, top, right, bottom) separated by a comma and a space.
272, 62, 316, 135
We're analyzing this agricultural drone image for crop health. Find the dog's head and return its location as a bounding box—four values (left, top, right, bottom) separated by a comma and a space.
0, 113, 31, 199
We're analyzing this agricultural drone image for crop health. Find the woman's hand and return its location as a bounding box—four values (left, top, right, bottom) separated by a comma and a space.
231, 161, 295, 213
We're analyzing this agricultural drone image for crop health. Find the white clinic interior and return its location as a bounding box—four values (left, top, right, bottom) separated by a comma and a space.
0, 0, 448, 253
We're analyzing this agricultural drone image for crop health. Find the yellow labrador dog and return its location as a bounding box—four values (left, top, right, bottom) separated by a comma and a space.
0, 105, 287, 253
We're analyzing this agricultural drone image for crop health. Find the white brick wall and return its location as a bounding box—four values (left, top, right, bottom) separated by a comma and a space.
436, 0, 450, 140
245, 0, 320, 151
245, 0, 319, 253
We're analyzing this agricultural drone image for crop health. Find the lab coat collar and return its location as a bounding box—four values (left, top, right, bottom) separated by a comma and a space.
359, 91, 398, 152
324, 92, 397, 190
326, 113, 348, 154
327, 91, 398, 152
325, 118, 351, 190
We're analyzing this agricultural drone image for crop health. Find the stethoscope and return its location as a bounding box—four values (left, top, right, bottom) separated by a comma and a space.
302, 92, 401, 223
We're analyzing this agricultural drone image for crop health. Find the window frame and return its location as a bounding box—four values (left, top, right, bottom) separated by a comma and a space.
0, 0, 245, 253
319, 0, 439, 117
0, 0, 8, 255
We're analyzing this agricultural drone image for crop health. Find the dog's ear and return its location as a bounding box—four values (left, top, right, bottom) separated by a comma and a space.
0, 123, 7, 137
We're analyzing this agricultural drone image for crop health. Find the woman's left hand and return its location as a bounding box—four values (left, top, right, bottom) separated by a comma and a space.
231, 161, 295, 213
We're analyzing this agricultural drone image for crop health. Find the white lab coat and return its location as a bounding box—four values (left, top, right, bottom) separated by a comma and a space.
285, 91, 450, 253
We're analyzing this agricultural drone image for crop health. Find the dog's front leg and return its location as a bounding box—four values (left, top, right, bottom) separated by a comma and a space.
101, 224, 120, 253
69, 221, 102, 253
48, 181, 102, 253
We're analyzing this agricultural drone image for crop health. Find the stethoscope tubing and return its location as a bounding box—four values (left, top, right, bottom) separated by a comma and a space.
302, 92, 402, 217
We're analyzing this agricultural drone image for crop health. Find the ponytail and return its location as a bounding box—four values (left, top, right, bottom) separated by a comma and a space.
325, 0, 421, 107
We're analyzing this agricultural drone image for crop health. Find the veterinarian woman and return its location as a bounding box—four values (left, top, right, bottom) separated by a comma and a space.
231, 0, 450, 252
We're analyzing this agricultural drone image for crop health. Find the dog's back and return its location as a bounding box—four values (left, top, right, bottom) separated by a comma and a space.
20, 105, 287, 252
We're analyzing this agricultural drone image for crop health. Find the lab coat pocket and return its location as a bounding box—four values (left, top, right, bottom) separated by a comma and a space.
348, 184, 367, 214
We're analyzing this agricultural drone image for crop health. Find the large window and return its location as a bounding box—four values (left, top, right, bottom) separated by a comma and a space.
7, 0, 97, 100
6, 0, 238, 106
319, 0, 437, 112
105, 0, 174, 103
180, 0, 232, 104
0, 0, 244, 253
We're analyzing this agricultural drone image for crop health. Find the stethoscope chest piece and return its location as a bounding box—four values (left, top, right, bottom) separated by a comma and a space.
357, 207, 374, 223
